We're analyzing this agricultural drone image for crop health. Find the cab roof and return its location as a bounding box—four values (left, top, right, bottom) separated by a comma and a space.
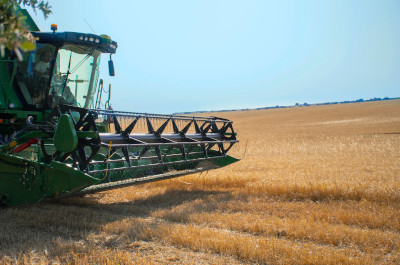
32, 31, 118, 54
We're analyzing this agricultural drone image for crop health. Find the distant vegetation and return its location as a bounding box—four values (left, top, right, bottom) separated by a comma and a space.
174, 96, 399, 115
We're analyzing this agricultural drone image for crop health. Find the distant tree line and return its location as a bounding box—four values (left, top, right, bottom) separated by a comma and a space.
174, 97, 398, 115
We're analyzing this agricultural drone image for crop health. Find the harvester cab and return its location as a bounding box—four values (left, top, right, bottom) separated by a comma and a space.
0, 8, 239, 206
6, 28, 116, 111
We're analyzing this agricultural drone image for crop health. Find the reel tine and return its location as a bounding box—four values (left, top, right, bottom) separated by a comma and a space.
180, 144, 187, 160
123, 117, 138, 136
122, 147, 131, 167
146, 117, 155, 133
194, 119, 201, 133
181, 120, 193, 134
138, 146, 151, 159
171, 118, 179, 133
113, 115, 122, 133
203, 123, 212, 134
155, 146, 162, 162
201, 143, 208, 158
156, 118, 170, 135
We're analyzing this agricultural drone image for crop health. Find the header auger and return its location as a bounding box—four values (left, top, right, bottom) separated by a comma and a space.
0, 6, 239, 205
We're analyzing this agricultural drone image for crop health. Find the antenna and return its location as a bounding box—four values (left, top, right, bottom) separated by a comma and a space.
83, 18, 96, 34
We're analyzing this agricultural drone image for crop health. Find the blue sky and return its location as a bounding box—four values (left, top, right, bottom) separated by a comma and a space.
27, 0, 400, 113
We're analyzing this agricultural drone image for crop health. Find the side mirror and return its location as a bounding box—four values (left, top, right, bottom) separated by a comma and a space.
108, 59, 115, 76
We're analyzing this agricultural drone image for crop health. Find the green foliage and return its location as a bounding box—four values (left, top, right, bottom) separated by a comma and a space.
0, 0, 51, 59
17, 0, 51, 18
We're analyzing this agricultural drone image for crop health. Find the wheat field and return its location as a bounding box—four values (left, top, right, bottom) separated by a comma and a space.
1, 100, 399, 264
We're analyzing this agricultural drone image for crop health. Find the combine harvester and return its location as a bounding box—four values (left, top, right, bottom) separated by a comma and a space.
0, 7, 239, 205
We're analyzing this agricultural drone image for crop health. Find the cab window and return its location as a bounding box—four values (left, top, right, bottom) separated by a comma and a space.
14, 43, 56, 108
48, 44, 101, 108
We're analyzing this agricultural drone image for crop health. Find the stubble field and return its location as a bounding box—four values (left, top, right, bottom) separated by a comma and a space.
1, 100, 399, 264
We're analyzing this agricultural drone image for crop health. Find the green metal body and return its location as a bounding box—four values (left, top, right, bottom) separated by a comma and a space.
53, 114, 78, 152
0, 7, 239, 206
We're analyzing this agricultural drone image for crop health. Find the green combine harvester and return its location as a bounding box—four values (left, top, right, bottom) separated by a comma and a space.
0, 7, 239, 205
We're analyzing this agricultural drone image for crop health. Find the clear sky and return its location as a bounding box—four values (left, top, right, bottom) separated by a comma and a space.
26, 0, 400, 113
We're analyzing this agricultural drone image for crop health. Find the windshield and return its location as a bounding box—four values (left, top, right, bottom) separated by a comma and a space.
49, 44, 101, 108
14, 43, 57, 108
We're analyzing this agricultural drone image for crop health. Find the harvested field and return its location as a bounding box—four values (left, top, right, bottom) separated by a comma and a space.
1, 100, 399, 264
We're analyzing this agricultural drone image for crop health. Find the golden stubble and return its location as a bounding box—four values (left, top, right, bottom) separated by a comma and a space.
1, 100, 399, 264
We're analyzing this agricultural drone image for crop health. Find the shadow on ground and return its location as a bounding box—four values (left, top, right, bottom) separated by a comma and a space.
0, 187, 231, 258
